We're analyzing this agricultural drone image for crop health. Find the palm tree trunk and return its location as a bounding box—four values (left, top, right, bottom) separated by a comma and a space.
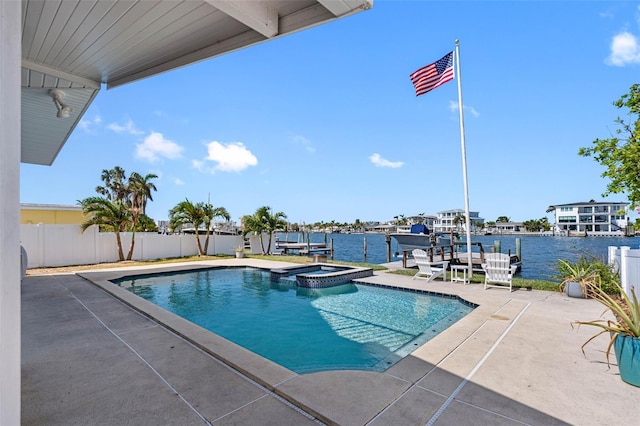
259, 233, 268, 255
194, 231, 204, 256
266, 233, 272, 254
115, 232, 125, 261
126, 230, 136, 260
203, 230, 210, 254
126, 213, 139, 260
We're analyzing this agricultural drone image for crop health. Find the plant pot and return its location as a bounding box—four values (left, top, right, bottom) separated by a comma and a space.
235, 251, 244, 259
565, 281, 585, 298
613, 334, 640, 387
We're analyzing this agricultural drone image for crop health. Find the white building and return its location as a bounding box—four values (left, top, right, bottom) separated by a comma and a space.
486, 222, 523, 234
547, 201, 629, 236
394, 215, 437, 233
433, 209, 484, 233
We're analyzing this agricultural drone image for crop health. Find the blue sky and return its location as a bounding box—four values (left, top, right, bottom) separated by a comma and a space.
20, 1, 640, 226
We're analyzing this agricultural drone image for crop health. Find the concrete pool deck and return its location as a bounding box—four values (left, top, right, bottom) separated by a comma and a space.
22, 258, 639, 425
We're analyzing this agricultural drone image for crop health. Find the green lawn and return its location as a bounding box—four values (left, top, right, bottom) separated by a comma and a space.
388, 267, 560, 292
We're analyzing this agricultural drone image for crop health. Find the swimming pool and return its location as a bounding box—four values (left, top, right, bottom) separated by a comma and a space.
113, 267, 475, 374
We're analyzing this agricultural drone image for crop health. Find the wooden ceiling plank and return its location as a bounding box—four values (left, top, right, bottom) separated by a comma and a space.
108, 29, 262, 88
53, 0, 124, 70
35, 1, 86, 64
104, 4, 229, 84
42, 0, 97, 66
74, 0, 188, 80
21, 0, 46, 56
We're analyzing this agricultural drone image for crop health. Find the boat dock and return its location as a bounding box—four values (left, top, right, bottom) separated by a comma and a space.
275, 241, 333, 256
400, 241, 522, 273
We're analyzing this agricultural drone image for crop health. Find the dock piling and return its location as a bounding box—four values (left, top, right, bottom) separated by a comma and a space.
363, 237, 367, 258
385, 233, 391, 262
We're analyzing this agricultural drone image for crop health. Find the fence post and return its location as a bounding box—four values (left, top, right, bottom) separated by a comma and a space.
607, 246, 616, 268
620, 246, 630, 297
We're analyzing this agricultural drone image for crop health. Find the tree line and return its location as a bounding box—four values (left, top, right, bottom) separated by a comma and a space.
78, 166, 288, 259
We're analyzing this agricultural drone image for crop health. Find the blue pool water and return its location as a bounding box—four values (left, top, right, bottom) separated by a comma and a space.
114, 267, 475, 374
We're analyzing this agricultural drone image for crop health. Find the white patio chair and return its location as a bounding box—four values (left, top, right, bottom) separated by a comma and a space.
411, 249, 448, 282
481, 253, 517, 291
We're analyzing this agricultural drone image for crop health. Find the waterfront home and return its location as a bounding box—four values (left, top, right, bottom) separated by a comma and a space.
546, 201, 629, 236
434, 209, 484, 233
486, 221, 524, 234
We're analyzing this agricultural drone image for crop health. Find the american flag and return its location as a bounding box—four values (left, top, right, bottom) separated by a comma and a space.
410, 52, 454, 96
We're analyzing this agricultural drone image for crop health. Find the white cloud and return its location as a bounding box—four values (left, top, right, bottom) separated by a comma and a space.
369, 153, 404, 168
192, 159, 204, 171
607, 31, 640, 66
135, 131, 184, 162
202, 141, 258, 172
448, 100, 479, 117
175, 178, 185, 185
107, 119, 144, 135
292, 135, 316, 153
78, 115, 102, 132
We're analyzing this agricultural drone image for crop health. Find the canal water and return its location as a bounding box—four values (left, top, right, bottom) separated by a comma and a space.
277, 232, 640, 282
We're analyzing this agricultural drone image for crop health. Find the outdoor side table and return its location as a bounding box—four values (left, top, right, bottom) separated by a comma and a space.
450, 264, 469, 285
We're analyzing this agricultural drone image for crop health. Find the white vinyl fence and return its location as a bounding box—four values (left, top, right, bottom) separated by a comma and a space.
20, 224, 244, 268
608, 246, 640, 299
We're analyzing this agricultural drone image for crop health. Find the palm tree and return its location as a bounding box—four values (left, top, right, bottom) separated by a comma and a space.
452, 214, 466, 231
96, 166, 128, 201
168, 199, 207, 255
202, 203, 231, 253
79, 197, 132, 261
136, 214, 159, 232
129, 172, 158, 215
241, 206, 287, 254
105, 171, 157, 260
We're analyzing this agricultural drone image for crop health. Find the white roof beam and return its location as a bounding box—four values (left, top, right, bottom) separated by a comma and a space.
22, 59, 101, 89
204, 0, 278, 38
317, 0, 374, 17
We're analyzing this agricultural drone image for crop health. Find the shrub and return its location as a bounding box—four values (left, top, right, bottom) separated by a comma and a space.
554, 253, 619, 296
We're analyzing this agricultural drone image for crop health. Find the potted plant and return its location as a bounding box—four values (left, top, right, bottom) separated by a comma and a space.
556, 257, 601, 298
235, 245, 245, 259
574, 283, 640, 387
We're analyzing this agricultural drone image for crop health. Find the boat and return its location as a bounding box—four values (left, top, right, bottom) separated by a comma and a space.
568, 230, 587, 237
390, 224, 454, 252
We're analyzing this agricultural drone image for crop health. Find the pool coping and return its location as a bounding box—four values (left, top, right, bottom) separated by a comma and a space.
76, 258, 509, 425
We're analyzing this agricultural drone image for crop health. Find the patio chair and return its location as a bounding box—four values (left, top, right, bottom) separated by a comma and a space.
412, 249, 448, 282
482, 253, 517, 291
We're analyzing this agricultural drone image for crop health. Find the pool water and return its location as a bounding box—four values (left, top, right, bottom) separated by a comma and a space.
113, 267, 475, 374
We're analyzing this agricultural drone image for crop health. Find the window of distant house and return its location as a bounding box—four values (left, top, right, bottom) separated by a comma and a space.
560, 207, 573, 212
559, 216, 576, 223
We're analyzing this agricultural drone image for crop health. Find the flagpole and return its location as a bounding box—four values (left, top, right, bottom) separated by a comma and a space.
455, 40, 473, 278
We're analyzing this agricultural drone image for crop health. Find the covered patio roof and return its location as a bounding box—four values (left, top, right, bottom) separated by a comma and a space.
21, 0, 373, 165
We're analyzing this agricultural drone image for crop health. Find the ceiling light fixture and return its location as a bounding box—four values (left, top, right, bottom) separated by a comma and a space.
48, 89, 74, 119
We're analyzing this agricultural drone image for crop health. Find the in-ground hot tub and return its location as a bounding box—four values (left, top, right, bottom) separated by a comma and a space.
270, 264, 373, 288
